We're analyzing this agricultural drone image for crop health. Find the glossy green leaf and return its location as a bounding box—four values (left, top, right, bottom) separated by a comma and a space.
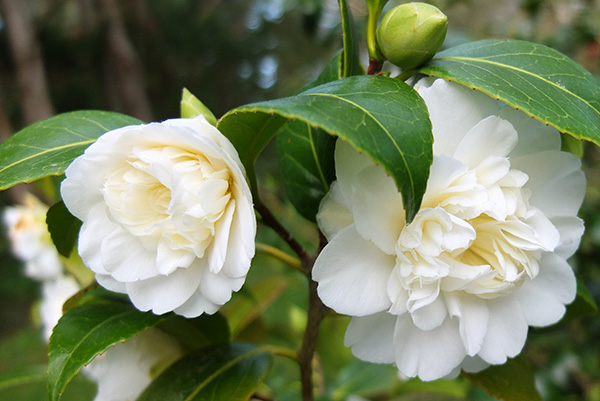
46, 201, 82, 257
219, 75, 433, 222
48, 301, 168, 401
275, 0, 360, 222
0, 110, 142, 190
136, 343, 273, 401
462, 355, 542, 401
276, 121, 335, 221
419, 39, 600, 144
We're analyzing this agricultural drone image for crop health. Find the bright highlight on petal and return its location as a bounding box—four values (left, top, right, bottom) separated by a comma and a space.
313, 79, 585, 381
61, 116, 256, 317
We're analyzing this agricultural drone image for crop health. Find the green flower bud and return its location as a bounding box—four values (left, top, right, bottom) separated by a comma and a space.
376, 2, 448, 69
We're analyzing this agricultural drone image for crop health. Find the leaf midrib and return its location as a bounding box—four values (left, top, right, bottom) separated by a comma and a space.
433, 56, 600, 117
184, 346, 269, 401
49, 308, 132, 400
0, 139, 95, 175
300, 92, 415, 200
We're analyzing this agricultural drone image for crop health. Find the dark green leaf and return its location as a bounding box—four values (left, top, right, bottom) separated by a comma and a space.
46, 201, 82, 257
419, 39, 600, 144
462, 355, 542, 401
566, 279, 599, 318
219, 75, 433, 223
48, 301, 168, 401
157, 313, 230, 351
276, 121, 336, 221
136, 343, 273, 401
0, 110, 142, 190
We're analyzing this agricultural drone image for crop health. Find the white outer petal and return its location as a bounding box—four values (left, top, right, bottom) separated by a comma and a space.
511, 150, 585, 218
516, 252, 576, 327
317, 181, 353, 240
344, 313, 397, 364
351, 165, 404, 254
415, 78, 500, 157
393, 314, 466, 381
313, 225, 394, 316
478, 296, 528, 365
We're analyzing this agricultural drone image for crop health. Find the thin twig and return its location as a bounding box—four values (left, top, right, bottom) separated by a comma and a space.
298, 231, 328, 401
255, 203, 312, 270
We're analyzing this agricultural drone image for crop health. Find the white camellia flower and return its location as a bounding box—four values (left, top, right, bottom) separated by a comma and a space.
39, 274, 81, 340
3, 193, 63, 280
82, 328, 182, 401
61, 116, 256, 317
313, 78, 585, 381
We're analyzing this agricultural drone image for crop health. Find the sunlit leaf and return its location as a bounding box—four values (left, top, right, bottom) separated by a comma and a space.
419, 39, 600, 144
0, 111, 142, 190
180, 88, 217, 125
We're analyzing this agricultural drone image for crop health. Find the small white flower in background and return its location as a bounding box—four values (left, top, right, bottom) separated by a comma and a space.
3, 193, 63, 280
82, 328, 182, 401
313, 78, 586, 381
61, 116, 256, 317
39, 274, 81, 340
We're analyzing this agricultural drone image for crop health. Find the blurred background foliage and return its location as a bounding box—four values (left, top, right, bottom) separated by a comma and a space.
0, 0, 599, 400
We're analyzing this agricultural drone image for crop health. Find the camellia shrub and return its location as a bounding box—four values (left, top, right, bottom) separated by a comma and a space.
0, 1, 598, 400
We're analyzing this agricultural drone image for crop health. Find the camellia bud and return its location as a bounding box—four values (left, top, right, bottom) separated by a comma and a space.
376, 2, 448, 69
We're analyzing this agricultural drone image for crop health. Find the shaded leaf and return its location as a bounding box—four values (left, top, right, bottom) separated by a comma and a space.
136, 343, 273, 401
46, 201, 82, 257
219, 75, 432, 223
462, 355, 542, 401
157, 313, 230, 351
48, 301, 168, 401
419, 39, 600, 144
566, 279, 599, 318
276, 121, 336, 221
0, 111, 142, 190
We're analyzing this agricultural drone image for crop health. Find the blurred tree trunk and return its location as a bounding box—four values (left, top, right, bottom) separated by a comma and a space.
99, 0, 153, 122
0, 0, 54, 125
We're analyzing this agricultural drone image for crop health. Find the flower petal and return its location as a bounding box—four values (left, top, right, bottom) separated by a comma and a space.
317, 181, 353, 240
497, 106, 561, 158
516, 252, 576, 327
344, 313, 396, 364
126, 262, 204, 314
393, 313, 466, 381
334, 140, 376, 208
453, 116, 518, 167
445, 293, 489, 356
511, 150, 585, 218
551, 215, 585, 259
415, 78, 500, 157
352, 165, 405, 254
478, 296, 528, 364
313, 225, 394, 316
